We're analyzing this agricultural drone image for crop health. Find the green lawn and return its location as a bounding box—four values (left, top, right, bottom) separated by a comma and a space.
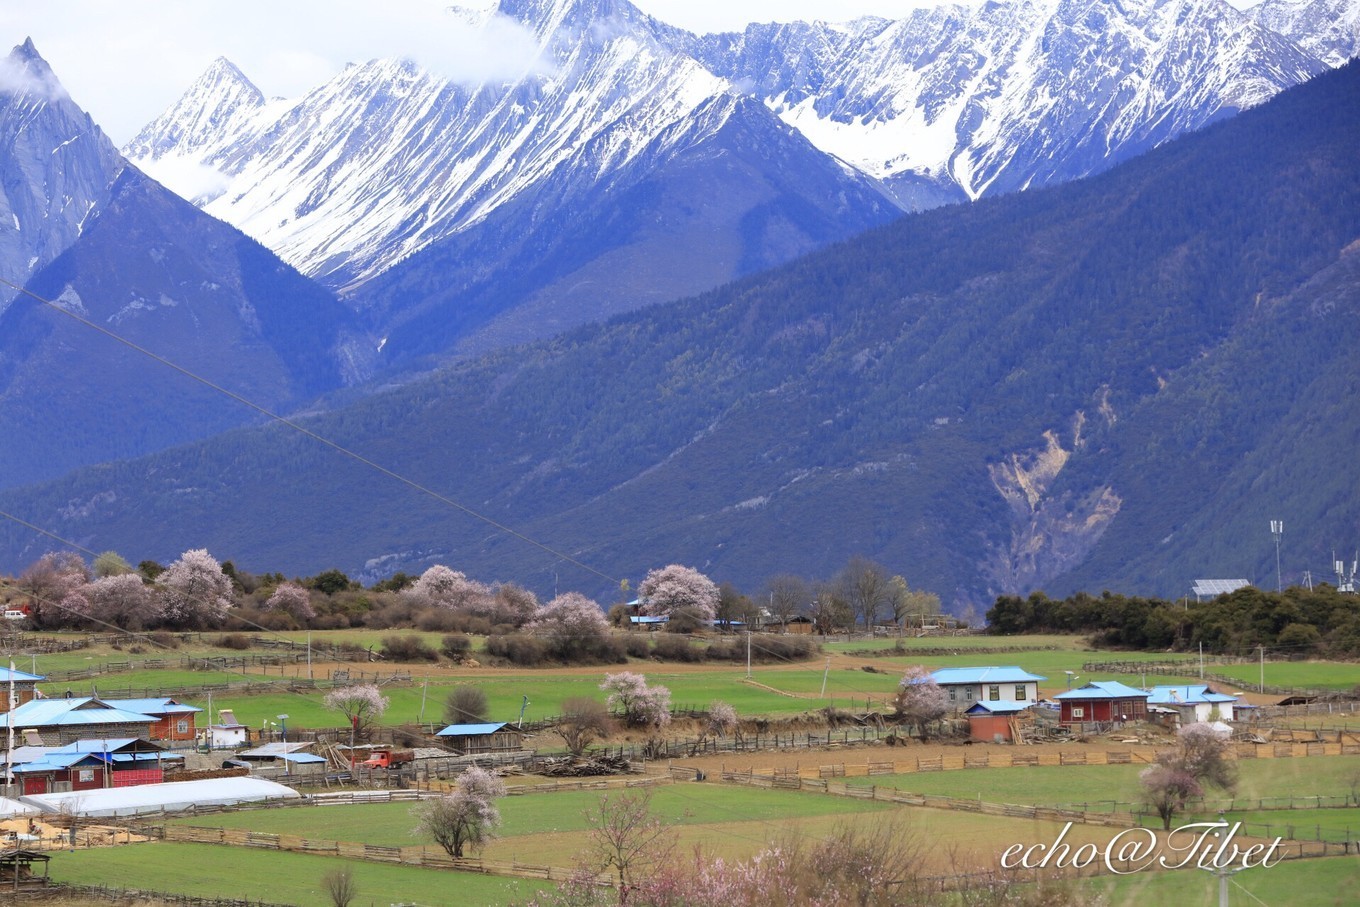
843, 756, 1360, 810
1090, 855, 1360, 907
47, 841, 549, 906
169, 784, 895, 846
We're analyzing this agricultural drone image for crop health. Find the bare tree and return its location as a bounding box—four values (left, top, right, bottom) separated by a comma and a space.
808, 582, 852, 636
838, 556, 891, 631
766, 574, 809, 631
413, 766, 506, 858
583, 788, 677, 895
556, 697, 611, 757
321, 867, 358, 907
888, 576, 941, 630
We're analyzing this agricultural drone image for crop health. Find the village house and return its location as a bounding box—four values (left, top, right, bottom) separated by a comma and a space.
929, 667, 1047, 709
97, 698, 202, 744
6, 738, 174, 796
5, 698, 159, 747
1053, 681, 1150, 727
0, 667, 44, 713
1145, 685, 1238, 725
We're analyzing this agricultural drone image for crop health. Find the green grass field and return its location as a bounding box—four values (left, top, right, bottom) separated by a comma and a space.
1090, 855, 1360, 907
843, 756, 1360, 810
46, 841, 550, 906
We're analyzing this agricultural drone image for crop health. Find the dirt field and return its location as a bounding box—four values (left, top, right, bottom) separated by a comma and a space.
1, 816, 150, 849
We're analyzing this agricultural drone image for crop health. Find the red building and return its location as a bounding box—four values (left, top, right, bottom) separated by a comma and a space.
101, 698, 203, 742
1054, 681, 1150, 726
10, 738, 173, 795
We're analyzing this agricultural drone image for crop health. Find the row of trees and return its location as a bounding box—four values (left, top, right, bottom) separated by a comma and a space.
986, 585, 1360, 656
4, 549, 943, 641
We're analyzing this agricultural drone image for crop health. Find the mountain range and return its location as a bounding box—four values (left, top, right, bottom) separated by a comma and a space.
123, 0, 1351, 365
2, 57, 1356, 609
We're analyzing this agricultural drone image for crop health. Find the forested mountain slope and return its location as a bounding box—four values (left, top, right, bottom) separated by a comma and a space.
3, 62, 1356, 607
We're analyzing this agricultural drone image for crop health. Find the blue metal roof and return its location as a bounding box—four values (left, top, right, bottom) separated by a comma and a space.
0, 667, 44, 683
629, 615, 669, 624
1054, 681, 1150, 700
101, 698, 202, 715
279, 753, 328, 764
964, 700, 1034, 715
436, 722, 508, 737
8, 698, 157, 727
1145, 685, 1238, 705
929, 667, 1047, 685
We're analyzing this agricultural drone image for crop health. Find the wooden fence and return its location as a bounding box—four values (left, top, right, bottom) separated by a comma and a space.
133, 824, 571, 883
54, 884, 293, 907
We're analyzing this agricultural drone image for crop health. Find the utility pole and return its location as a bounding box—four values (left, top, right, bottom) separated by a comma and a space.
745, 631, 752, 680
1259, 646, 1265, 694
1270, 520, 1284, 592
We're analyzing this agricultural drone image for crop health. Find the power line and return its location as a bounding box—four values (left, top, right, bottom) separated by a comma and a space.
0, 276, 618, 586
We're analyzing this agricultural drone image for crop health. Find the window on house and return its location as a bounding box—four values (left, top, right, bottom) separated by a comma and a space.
948, 687, 956, 701
177, 719, 189, 733
1072, 707, 1084, 718
988, 685, 1000, 701
1015, 685, 1027, 700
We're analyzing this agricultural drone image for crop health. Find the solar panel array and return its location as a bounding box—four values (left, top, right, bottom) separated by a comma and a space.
1191, 579, 1251, 597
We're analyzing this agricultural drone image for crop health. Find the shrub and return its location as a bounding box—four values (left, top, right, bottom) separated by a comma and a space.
215, 633, 253, 650
380, 635, 439, 662
483, 633, 550, 666
416, 608, 465, 632
652, 634, 703, 663
445, 685, 489, 725
623, 634, 651, 658
441, 634, 473, 659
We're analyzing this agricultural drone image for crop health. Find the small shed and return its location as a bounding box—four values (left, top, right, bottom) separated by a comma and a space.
435, 722, 524, 755
0, 848, 50, 892
963, 700, 1032, 743
202, 708, 249, 749
1054, 681, 1150, 726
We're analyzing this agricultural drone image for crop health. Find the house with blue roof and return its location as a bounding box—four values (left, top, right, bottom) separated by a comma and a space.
1145, 685, 1238, 725
99, 698, 203, 743
927, 667, 1047, 709
0, 666, 45, 714
7, 738, 174, 795
6, 698, 157, 746
435, 722, 524, 756
1053, 681, 1149, 727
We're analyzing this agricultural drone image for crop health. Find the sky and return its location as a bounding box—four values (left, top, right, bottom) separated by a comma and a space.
3, 0, 1260, 145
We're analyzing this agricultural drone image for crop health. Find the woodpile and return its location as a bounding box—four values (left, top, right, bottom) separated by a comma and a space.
535, 755, 633, 777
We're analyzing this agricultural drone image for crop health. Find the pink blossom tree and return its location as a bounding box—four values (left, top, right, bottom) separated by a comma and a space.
893, 666, 949, 739
600, 672, 671, 731
87, 573, 161, 630
528, 592, 609, 660
639, 564, 718, 631
413, 766, 506, 858
157, 549, 234, 629
325, 684, 391, 750
264, 582, 316, 623
404, 564, 490, 611
18, 551, 89, 627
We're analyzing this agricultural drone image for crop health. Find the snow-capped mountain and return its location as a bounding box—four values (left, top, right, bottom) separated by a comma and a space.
1251, 0, 1360, 67
124, 0, 896, 361
693, 0, 1329, 206
0, 38, 123, 309
127, 0, 887, 294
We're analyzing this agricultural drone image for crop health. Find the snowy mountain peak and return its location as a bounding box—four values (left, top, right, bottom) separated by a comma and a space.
2, 37, 70, 103
1252, 0, 1360, 66
0, 40, 122, 308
